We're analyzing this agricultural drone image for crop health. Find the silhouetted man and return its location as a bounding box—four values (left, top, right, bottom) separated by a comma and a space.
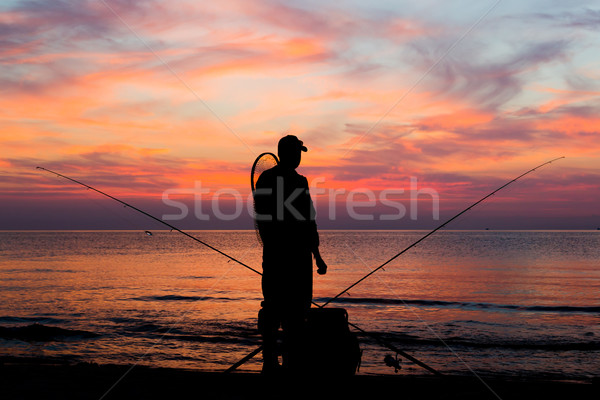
254, 135, 327, 374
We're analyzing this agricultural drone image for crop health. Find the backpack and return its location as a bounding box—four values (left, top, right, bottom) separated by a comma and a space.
302, 307, 362, 375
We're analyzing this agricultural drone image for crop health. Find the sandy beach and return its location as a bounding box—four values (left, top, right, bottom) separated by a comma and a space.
1, 356, 597, 400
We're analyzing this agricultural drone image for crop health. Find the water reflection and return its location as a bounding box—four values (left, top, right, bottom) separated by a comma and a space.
0, 230, 598, 377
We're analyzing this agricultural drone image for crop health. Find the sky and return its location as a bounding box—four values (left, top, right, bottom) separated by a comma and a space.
1, 0, 599, 230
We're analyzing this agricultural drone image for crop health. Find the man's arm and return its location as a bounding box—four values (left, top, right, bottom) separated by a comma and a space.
305, 176, 327, 275
313, 246, 327, 275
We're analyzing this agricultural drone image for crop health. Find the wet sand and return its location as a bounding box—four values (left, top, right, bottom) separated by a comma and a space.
1, 356, 597, 400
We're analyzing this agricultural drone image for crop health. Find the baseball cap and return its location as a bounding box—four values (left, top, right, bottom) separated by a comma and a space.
278, 135, 308, 153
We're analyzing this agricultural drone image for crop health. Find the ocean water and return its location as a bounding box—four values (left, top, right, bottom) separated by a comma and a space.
1, 230, 599, 380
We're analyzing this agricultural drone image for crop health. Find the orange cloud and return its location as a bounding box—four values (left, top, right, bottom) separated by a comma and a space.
1, 1, 599, 229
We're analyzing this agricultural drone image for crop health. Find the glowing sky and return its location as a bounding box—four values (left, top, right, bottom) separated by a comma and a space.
1, 0, 599, 229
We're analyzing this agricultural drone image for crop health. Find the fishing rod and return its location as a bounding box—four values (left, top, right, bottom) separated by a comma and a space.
223, 157, 566, 374
35, 166, 262, 276
225, 319, 442, 376
45, 158, 562, 375
38, 166, 439, 375
321, 156, 565, 307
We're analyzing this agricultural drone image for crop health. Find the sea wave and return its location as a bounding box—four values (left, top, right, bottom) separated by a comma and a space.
0, 268, 77, 273
322, 297, 600, 314
0, 324, 99, 342
107, 319, 260, 346
367, 332, 600, 351
129, 294, 237, 302
0, 316, 67, 324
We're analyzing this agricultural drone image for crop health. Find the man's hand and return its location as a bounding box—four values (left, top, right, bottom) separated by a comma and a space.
315, 254, 327, 275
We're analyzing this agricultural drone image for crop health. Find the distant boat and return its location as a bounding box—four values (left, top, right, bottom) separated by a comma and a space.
145, 231, 153, 236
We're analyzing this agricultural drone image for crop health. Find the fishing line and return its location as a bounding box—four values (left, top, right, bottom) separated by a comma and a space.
98, 231, 268, 400
344, 243, 501, 396
329, 158, 564, 384
38, 165, 441, 375
36, 167, 262, 277
86, 194, 146, 232
39, 162, 555, 378
42, 170, 145, 231
226, 153, 444, 375
321, 157, 565, 307
444, 170, 538, 230
98, 258, 241, 400
36, 168, 262, 398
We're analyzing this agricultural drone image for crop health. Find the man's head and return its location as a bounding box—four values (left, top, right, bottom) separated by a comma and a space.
277, 135, 307, 169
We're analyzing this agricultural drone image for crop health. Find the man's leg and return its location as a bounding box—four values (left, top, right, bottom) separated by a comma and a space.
281, 305, 309, 373
258, 302, 281, 372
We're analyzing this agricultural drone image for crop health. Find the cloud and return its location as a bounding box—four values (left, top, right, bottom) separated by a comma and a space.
531, 7, 600, 31
405, 38, 571, 110
4, 147, 178, 195
1, 0, 599, 229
